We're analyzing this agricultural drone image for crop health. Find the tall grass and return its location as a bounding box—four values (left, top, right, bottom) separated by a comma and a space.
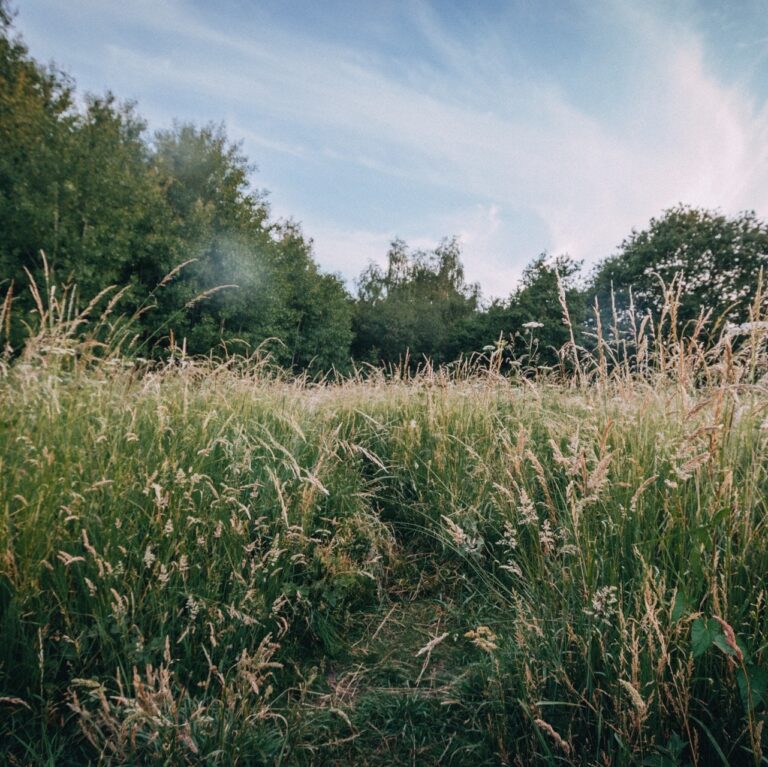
1, 266, 768, 765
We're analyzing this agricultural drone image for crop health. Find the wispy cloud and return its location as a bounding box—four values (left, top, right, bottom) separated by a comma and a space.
16, 0, 768, 296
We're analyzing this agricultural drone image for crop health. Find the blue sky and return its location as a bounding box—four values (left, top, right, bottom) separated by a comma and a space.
13, 0, 768, 297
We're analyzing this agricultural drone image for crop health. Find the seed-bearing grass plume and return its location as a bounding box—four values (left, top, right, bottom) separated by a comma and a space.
1, 267, 768, 765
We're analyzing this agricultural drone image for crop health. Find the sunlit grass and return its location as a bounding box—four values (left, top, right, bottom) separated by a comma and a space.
1, 270, 768, 765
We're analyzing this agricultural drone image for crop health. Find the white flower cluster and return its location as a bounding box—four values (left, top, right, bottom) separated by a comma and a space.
583, 585, 619, 624
143, 545, 156, 569
725, 320, 768, 336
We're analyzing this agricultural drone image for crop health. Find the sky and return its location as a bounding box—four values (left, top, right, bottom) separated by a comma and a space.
12, 0, 768, 298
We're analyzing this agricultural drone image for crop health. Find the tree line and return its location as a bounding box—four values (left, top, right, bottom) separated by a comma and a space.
2, 4, 767, 372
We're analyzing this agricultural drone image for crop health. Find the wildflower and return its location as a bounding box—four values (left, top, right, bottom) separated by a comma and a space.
163, 518, 174, 536
629, 476, 657, 515
523, 321, 544, 329
674, 452, 708, 482
713, 616, 744, 663
441, 515, 482, 555
498, 521, 518, 551
499, 561, 523, 578
534, 719, 571, 755
153, 483, 169, 510
158, 564, 170, 585
725, 320, 768, 336
619, 680, 647, 714
143, 545, 156, 569
186, 595, 200, 621
584, 585, 619, 624
110, 588, 127, 619
57, 551, 85, 567
84, 577, 98, 597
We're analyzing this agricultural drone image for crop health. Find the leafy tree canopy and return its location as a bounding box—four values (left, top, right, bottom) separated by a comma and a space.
0, 9, 352, 367
459, 253, 585, 367
591, 205, 768, 331
352, 237, 479, 365
3, 2, 768, 371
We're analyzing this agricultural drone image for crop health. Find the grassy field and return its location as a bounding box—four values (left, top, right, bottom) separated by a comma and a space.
2, 282, 768, 765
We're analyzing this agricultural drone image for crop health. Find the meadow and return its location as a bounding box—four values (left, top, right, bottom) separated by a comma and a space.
1, 274, 768, 765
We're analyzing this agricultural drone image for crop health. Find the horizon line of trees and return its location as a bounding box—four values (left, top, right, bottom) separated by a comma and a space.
2, 2, 767, 372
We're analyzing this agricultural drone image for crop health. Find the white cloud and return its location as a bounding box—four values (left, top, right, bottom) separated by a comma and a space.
295, 202, 530, 298
301, 223, 392, 285
17, 0, 768, 297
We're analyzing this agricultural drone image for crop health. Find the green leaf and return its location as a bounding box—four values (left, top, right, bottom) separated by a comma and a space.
672, 592, 690, 624
691, 618, 719, 658
737, 666, 768, 712
736, 636, 751, 664
712, 633, 738, 658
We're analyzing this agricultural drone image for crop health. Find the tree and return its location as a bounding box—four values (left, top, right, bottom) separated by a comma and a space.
148, 124, 354, 367
0, 12, 170, 335
0, 1, 11, 28
60, 96, 170, 299
460, 253, 585, 367
0, 6, 74, 298
0, 6, 354, 369
148, 123, 273, 352
352, 238, 479, 366
591, 205, 768, 332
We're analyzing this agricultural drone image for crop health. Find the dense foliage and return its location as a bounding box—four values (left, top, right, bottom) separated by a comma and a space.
0, 7, 351, 370
1, 1, 767, 370
459, 253, 587, 369
351, 237, 480, 365
592, 205, 768, 340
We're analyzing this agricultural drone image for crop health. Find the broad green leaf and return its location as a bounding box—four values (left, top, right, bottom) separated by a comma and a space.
737, 666, 768, 711
672, 592, 690, 624
691, 618, 717, 658
712, 633, 738, 658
